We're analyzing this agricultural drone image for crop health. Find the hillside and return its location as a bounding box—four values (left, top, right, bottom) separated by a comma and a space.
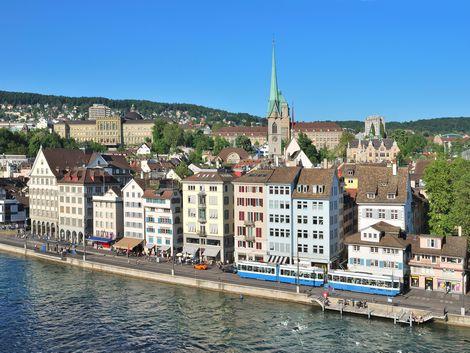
0, 90, 263, 126
337, 117, 470, 135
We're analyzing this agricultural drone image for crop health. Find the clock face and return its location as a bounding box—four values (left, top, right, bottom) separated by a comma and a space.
272, 137, 278, 142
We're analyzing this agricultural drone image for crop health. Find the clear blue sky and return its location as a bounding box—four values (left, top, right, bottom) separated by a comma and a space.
1, 0, 469, 121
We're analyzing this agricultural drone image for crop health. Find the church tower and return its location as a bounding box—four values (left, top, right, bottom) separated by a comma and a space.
267, 42, 290, 157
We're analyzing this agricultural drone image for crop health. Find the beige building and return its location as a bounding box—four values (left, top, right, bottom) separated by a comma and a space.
347, 138, 400, 163
89, 104, 111, 119
292, 122, 343, 150
29, 147, 91, 241
212, 126, 268, 146
92, 187, 124, 241
233, 169, 274, 262
182, 172, 235, 263
54, 109, 154, 147
58, 168, 118, 243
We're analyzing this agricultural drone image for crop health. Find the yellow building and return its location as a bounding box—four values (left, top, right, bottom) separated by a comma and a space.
54, 112, 154, 147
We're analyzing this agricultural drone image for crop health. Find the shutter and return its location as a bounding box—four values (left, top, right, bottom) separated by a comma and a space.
366, 259, 371, 267
349, 258, 353, 264
379, 261, 384, 268
398, 262, 403, 270
360, 258, 365, 266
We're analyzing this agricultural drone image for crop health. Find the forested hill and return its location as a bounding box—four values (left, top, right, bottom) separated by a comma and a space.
337, 117, 470, 135
0, 90, 262, 126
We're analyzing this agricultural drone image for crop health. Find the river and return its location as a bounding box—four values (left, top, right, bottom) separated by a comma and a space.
0, 253, 468, 353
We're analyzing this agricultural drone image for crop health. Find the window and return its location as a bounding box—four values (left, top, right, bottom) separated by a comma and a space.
370, 247, 379, 253
387, 193, 396, 199
427, 238, 437, 248
365, 208, 373, 218
378, 209, 385, 219
366, 193, 375, 199
391, 210, 398, 220
353, 245, 360, 252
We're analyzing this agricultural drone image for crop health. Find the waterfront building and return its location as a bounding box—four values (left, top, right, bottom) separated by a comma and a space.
266, 167, 301, 264
344, 221, 411, 285
143, 186, 183, 257
182, 172, 235, 263
122, 179, 146, 240
28, 147, 91, 241
364, 115, 385, 137
89, 104, 111, 119
58, 168, 118, 243
92, 187, 124, 242
232, 169, 274, 262
346, 138, 400, 163
292, 168, 343, 268
409, 159, 432, 198
356, 164, 413, 233
0, 187, 27, 225
408, 234, 468, 293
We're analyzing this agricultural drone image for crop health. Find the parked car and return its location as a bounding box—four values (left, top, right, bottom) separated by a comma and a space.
221, 264, 237, 273
194, 263, 208, 270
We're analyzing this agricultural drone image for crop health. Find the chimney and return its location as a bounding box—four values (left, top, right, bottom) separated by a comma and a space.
392, 161, 397, 176
458, 226, 462, 237
323, 158, 328, 169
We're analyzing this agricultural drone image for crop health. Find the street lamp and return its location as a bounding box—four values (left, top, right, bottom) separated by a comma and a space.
296, 252, 300, 294
83, 234, 86, 261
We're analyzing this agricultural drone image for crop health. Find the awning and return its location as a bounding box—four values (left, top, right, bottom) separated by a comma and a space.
88, 236, 114, 243
268, 255, 288, 264
114, 237, 143, 250
203, 247, 220, 258
158, 245, 171, 252
146, 243, 156, 249
183, 244, 199, 255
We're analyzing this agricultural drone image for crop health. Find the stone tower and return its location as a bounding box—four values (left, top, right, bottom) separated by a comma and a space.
365, 115, 386, 138
267, 42, 290, 157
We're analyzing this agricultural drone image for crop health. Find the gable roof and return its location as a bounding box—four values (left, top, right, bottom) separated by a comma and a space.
88, 153, 131, 170
232, 169, 274, 184
355, 165, 409, 204
349, 138, 396, 149
409, 235, 468, 258
183, 171, 234, 183
42, 148, 92, 177
344, 232, 410, 249
58, 168, 118, 185
292, 168, 336, 199
292, 121, 342, 132
267, 167, 301, 184
213, 126, 268, 137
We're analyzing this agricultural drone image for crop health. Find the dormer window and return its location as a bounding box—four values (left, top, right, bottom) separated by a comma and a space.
297, 185, 302, 192
303, 185, 308, 192
426, 238, 437, 248
347, 170, 353, 176
387, 193, 396, 199
318, 185, 324, 193
366, 192, 375, 199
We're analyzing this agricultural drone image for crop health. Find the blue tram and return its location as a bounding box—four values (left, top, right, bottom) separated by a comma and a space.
327, 270, 401, 296
236, 261, 324, 287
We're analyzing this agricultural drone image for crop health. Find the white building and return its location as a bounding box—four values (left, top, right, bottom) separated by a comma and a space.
292, 168, 343, 268
284, 138, 314, 168
143, 187, 183, 256
122, 179, 146, 240
92, 187, 124, 242
344, 221, 411, 284
0, 188, 27, 225
136, 143, 152, 156
356, 164, 414, 233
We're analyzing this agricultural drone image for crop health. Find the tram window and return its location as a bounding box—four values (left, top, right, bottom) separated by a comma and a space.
333, 275, 339, 281
377, 281, 384, 287
346, 277, 353, 283
361, 278, 368, 285
353, 278, 361, 284
340, 276, 346, 283
327, 274, 332, 280
384, 281, 391, 288
393, 282, 399, 289
318, 273, 323, 280
369, 280, 377, 287
247, 266, 252, 271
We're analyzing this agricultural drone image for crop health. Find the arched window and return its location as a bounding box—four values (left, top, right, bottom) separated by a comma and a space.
272, 122, 277, 134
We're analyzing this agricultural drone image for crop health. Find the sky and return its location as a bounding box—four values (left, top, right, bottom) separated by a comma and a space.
1, 0, 469, 122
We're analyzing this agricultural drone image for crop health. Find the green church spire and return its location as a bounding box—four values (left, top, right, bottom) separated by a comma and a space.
267, 40, 281, 117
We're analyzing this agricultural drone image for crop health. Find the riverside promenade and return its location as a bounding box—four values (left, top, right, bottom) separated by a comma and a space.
1, 233, 470, 328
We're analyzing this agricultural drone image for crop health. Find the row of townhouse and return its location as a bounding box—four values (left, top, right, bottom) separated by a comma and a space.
181, 167, 343, 268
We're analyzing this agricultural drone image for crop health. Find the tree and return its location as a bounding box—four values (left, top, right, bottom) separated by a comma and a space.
213, 137, 230, 155
235, 135, 253, 152
175, 161, 193, 179
334, 131, 355, 158
379, 121, 386, 138
424, 158, 470, 237
370, 124, 376, 137
297, 132, 319, 164
79, 140, 106, 152
162, 124, 184, 151
151, 119, 169, 153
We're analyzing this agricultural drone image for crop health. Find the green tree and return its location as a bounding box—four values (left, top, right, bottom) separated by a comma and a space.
213, 137, 230, 155
370, 124, 376, 137
235, 135, 253, 152
379, 122, 386, 138
334, 131, 355, 158
151, 119, 169, 153
79, 140, 107, 152
162, 124, 184, 151
297, 132, 319, 164
174, 161, 193, 179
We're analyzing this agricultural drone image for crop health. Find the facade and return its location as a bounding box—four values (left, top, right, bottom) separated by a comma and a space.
284, 138, 314, 168
266, 167, 301, 264
143, 187, 183, 256
217, 147, 250, 165
182, 172, 235, 263
87, 153, 132, 187
408, 234, 468, 293
344, 221, 411, 285
122, 179, 146, 240
347, 138, 400, 163
89, 104, 111, 119
0, 188, 27, 224
212, 126, 268, 146
92, 188, 124, 241
356, 164, 414, 233
54, 115, 154, 147
364, 115, 385, 137
233, 169, 274, 262
58, 168, 118, 243
292, 168, 343, 268
28, 147, 91, 241
291, 122, 343, 150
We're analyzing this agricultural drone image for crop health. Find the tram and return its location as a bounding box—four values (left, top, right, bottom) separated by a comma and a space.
236, 261, 325, 287
327, 270, 401, 296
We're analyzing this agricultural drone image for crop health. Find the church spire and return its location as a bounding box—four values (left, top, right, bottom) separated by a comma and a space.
268, 40, 281, 117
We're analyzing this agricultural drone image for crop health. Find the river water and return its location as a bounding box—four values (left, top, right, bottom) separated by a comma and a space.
1, 253, 469, 353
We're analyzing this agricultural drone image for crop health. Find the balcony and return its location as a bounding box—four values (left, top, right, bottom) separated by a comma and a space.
244, 220, 255, 227
244, 234, 256, 242
198, 229, 207, 237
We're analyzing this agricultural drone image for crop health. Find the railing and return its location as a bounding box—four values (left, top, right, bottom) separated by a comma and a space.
244, 220, 255, 227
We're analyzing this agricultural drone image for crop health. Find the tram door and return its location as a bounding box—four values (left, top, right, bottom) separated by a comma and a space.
425, 277, 434, 290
